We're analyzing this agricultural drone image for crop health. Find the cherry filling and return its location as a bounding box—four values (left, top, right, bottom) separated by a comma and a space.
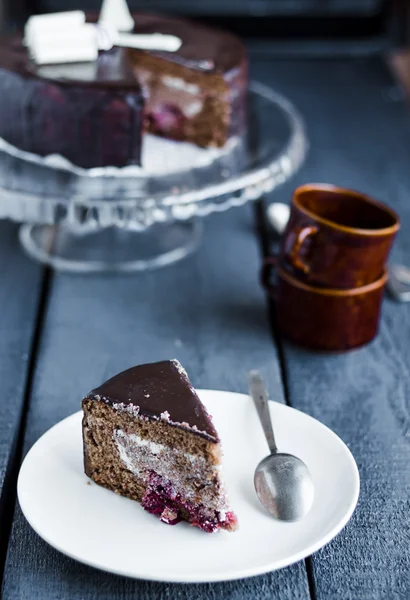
141, 472, 235, 533
146, 104, 186, 138
141, 486, 182, 526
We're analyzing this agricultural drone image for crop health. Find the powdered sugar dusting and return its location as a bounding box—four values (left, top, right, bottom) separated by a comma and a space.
111, 402, 141, 417
108, 398, 212, 435
171, 358, 188, 378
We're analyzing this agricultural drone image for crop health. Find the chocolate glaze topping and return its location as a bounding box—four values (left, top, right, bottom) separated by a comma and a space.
0, 13, 245, 88
128, 13, 245, 73
87, 360, 219, 443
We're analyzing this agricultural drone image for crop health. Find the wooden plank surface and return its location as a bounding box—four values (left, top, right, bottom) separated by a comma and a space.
253, 58, 410, 599
1, 208, 310, 599
0, 222, 43, 571
3, 55, 410, 600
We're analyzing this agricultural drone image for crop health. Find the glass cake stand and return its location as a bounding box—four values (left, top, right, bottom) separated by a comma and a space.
0, 82, 307, 272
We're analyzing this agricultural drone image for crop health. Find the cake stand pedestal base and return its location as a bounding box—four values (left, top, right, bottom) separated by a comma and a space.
19, 221, 202, 273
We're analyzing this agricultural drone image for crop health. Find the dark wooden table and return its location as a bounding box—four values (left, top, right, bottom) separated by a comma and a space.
1, 55, 410, 600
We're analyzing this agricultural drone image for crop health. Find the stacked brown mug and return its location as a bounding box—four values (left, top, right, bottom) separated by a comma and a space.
262, 184, 400, 351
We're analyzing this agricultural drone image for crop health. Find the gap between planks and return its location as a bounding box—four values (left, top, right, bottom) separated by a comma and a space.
253, 198, 317, 600
0, 267, 53, 593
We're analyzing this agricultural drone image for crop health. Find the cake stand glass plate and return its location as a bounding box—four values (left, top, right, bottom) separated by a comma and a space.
18, 390, 359, 583
0, 82, 307, 272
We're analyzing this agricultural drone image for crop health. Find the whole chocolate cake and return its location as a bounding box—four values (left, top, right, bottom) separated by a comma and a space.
82, 359, 238, 533
0, 13, 247, 168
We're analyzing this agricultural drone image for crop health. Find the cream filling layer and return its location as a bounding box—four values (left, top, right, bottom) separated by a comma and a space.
114, 429, 227, 511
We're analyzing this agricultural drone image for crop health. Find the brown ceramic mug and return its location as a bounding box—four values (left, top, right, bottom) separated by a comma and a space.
262, 257, 388, 351
280, 184, 399, 289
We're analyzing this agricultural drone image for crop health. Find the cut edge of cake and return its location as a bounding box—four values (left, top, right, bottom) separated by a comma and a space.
82, 359, 238, 533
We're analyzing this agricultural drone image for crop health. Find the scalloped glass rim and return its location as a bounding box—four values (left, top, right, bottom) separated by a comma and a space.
0, 82, 308, 230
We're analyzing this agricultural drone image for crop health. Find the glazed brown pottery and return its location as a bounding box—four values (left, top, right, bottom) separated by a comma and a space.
262, 257, 388, 351
280, 184, 399, 289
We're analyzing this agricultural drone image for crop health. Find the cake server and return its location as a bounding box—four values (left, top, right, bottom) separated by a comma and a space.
97, 27, 182, 52
248, 370, 314, 521
25, 10, 182, 66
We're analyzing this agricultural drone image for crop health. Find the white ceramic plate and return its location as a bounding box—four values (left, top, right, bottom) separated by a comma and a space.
18, 390, 359, 583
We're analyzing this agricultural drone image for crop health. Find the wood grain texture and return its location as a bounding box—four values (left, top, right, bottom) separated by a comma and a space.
0, 222, 42, 513
4, 55, 410, 600
2, 207, 310, 599
252, 58, 410, 599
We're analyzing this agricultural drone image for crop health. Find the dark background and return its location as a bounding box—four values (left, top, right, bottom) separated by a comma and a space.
3, 0, 410, 55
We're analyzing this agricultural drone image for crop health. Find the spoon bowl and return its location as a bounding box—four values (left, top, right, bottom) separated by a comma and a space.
255, 453, 315, 521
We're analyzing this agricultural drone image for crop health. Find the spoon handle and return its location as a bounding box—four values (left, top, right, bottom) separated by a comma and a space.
248, 371, 278, 455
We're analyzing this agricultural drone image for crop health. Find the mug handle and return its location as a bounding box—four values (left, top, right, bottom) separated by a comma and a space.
288, 225, 318, 274
261, 256, 278, 300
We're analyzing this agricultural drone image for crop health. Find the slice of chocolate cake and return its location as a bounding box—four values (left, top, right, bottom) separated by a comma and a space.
82, 360, 238, 533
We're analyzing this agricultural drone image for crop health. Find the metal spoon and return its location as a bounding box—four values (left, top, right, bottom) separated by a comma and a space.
248, 370, 315, 521
387, 264, 410, 302
266, 202, 290, 236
